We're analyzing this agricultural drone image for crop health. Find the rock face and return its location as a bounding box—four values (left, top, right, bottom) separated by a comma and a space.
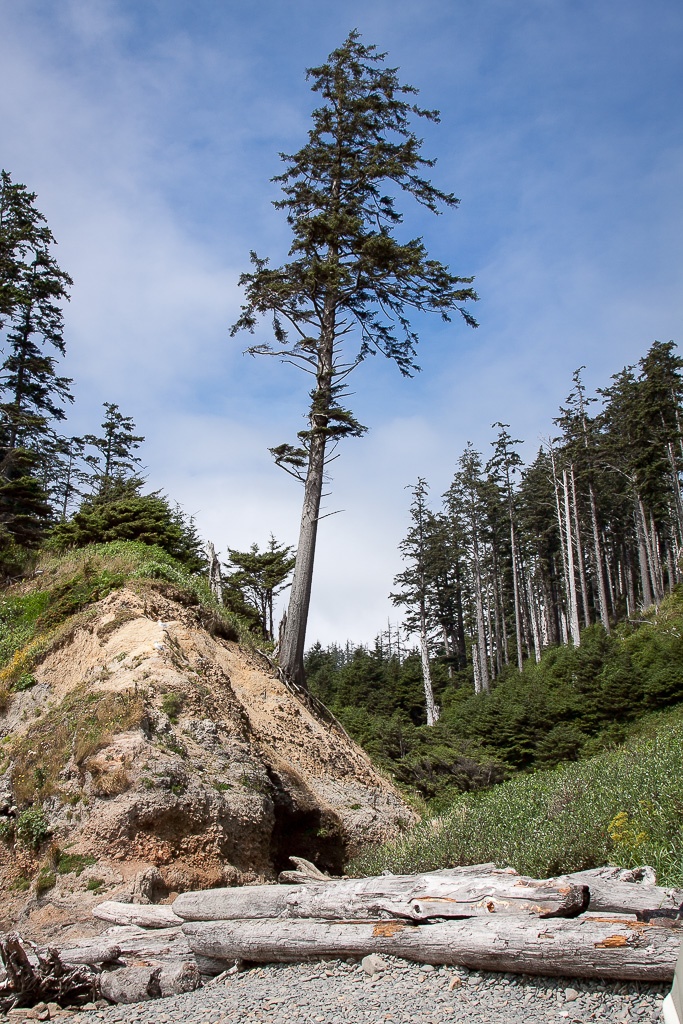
0, 585, 415, 940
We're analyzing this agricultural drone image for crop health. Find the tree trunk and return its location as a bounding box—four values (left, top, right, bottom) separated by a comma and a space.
562, 469, 581, 646
570, 465, 590, 628
526, 576, 542, 662
634, 499, 654, 609
419, 605, 439, 726
92, 902, 183, 929
588, 484, 610, 632
182, 914, 679, 981
205, 542, 223, 603
471, 531, 490, 693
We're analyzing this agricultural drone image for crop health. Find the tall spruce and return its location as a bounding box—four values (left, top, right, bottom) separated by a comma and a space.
231, 31, 477, 687
0, 171, 73, 558
83, 403, 144, 500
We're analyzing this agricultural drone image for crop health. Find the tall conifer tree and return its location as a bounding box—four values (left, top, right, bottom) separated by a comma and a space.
232, 31, 477, 687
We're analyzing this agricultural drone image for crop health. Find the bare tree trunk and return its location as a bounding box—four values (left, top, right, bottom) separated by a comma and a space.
634, 499, 654, 609
509, 518, 524, 671
562, 469, 581, 646
205, 542, 223, 603
588, 484, 610, 632
648, 514, 664, 602
472, 641, 481, 694
570, 465, 590, 628
279, 281, 337, 687
419, 605, 439, 725
526, 576, 542, 662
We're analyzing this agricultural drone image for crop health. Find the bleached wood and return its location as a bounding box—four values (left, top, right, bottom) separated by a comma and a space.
172, 870, 587, 922
566, 868, 683, 915
182, 914, 679, 981
93, 901, 183, 928
98, 925, 192, 960
59, 942, 122, 966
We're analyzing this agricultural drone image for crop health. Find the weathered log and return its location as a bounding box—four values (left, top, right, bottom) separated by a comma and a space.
93, 902, 183, 928
288, 856, 329, 880
567, 868, 683, 915
96, 925, 192, 961
182, 914, 680, 981
59, 943, 122, 967
98, 960, 201, 1004
99, 966, 161, 1004
96, 926, 225, 976
173, 869, 587, 922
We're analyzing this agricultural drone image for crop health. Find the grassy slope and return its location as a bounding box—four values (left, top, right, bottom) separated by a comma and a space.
348, 705, 683, 886
0, 541, 245, 701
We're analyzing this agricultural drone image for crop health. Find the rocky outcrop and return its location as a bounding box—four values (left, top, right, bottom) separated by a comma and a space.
0, 585, 415, 943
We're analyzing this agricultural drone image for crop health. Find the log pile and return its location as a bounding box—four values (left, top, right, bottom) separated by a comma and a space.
1, 861, 681, 1009
172, 861, 683, 982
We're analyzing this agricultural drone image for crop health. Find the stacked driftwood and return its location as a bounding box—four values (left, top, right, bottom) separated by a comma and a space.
172, 860, 683, 982
1, 861, 681, 1009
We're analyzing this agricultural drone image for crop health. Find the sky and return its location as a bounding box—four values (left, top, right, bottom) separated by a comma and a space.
2, 0, 682, 647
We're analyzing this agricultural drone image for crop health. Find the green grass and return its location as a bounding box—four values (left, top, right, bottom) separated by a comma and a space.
348, 706, 683, 887
57, 852, 97, 876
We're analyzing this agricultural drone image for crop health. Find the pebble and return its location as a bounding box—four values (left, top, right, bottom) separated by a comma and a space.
47, 959, 667, 1024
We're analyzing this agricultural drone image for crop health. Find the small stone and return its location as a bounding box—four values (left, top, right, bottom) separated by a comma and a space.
421, 965, 436, 973
361, 954, 387, 976
448, 976, 463, 990
565, 987, 579, 1002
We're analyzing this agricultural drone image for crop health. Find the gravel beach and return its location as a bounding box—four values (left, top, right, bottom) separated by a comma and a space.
73, 957, 667, 1024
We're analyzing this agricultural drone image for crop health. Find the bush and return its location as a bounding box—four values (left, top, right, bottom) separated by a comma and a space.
15, 807, 50, 850
161, 692, 184, 723
348, 708, 683, 887
35, 867, 56, 894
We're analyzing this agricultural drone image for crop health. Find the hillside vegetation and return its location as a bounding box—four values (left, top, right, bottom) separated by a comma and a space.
0, 540, 245, 704
308, 587, 683, 808
348, 705, 683, 887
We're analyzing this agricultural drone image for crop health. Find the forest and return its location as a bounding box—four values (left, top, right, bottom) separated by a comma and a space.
306, 340, 683, 804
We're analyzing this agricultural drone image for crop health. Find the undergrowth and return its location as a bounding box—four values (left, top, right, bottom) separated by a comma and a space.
348, 706, 683, 887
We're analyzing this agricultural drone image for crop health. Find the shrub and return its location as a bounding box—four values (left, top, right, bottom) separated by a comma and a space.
57, 852, 96, 876
35, 867, 56, 894
161, 692, 184, 723
348, 708, 683, 887
15, 807, 50, 850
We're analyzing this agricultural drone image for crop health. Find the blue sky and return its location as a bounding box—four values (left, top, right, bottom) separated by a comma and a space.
2, 0, 682, 645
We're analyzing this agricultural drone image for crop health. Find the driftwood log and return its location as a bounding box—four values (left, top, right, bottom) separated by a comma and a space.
173, 868, 588, 922
65, 926, 227, 978
92, 902, 183, 929
182, 913, 680, 981
567, 867, 683, 915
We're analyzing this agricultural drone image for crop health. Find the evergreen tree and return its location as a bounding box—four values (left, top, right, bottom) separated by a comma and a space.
0, 171, 73, 559
224, 536, 295, 641
50, 481, 205, 570
231, 31, 477, 687
83, 402, 144, 499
